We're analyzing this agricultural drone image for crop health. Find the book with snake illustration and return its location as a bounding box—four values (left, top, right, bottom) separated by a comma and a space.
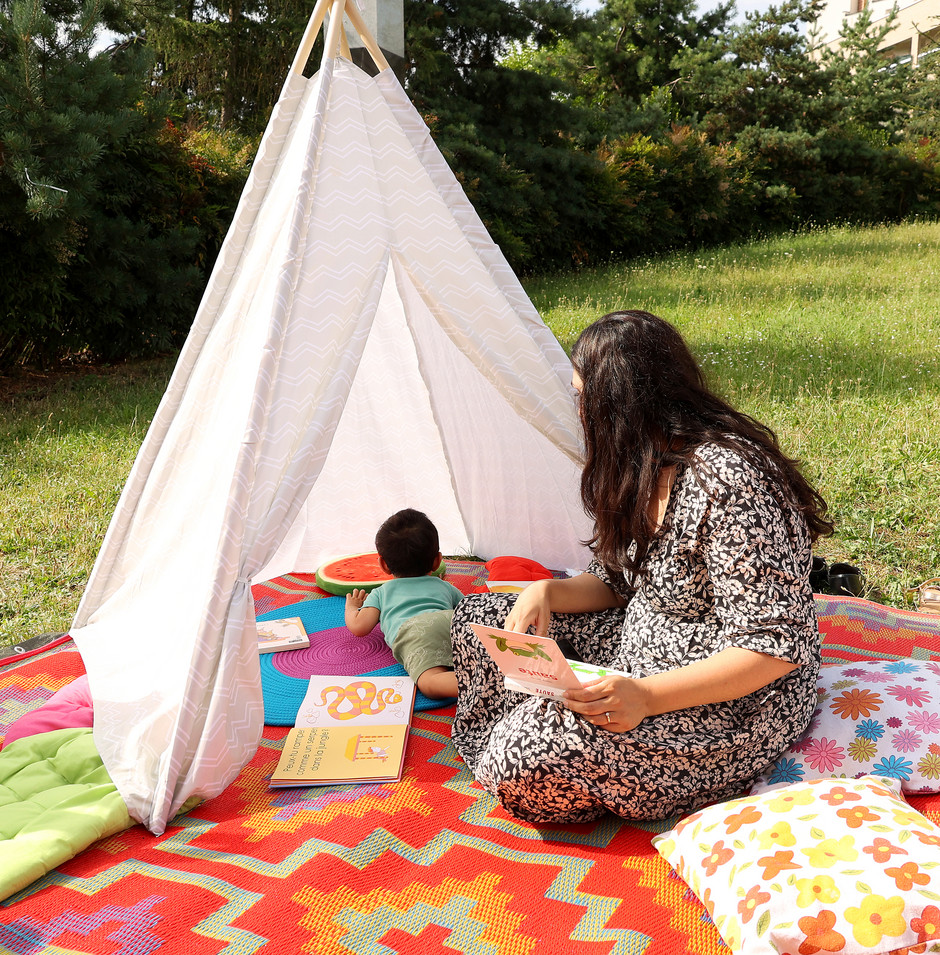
269, 676, 415, 787
294, 676, 415, 728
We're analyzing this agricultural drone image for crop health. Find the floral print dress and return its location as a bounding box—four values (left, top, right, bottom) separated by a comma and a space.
450, 443, 821, 824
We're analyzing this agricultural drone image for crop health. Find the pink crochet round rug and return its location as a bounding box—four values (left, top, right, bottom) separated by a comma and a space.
269, 625, 395, 678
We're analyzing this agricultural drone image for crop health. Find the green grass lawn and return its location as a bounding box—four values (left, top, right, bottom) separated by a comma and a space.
529, 221, 940, 609
2, 221, 939, 646
0, 360, 176, 646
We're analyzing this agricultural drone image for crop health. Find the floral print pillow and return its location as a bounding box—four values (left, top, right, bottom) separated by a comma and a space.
653, 775, 940, 955
752, 660, 940, 795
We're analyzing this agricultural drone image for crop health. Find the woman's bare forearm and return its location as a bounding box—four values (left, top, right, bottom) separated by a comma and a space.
638, 647, 797, 715
504, 573, 626, 636
564, 646, 798, 731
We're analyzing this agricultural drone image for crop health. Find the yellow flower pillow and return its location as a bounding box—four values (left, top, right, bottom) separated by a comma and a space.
653, 775, 940, 955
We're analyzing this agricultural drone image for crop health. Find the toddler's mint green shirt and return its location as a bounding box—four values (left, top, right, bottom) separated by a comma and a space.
363, 575, 464, 645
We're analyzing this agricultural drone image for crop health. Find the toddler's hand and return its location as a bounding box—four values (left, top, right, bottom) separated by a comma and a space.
345, 589, 367, 612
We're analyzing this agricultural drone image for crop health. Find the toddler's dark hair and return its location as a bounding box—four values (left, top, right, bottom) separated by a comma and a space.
375, 508, 440, 577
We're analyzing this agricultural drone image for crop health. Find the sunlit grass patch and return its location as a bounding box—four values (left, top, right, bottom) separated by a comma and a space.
0, 360, 174, 645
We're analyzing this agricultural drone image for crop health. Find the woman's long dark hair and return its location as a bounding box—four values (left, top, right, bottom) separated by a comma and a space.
570, 310, 832, 576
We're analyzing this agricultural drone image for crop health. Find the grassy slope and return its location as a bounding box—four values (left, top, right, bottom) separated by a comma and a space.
1, 221, 938, 646
528, 221, 940, 607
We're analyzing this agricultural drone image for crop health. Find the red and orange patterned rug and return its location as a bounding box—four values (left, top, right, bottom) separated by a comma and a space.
2, 582, 940, 954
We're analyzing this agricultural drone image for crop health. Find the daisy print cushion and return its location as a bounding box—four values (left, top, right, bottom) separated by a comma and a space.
752, 659, 940, 795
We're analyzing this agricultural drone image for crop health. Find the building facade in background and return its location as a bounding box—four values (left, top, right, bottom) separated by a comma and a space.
817, 0, 939, 65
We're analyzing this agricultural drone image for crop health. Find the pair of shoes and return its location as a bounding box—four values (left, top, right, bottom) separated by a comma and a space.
907, 578, 940, 615
810, 557, 866, 597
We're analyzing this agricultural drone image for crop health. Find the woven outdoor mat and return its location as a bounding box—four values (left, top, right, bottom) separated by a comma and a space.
0, 642, 85, 729
3, 593, 940, 953
817, 594, 940, 663
0, 644, 708, 955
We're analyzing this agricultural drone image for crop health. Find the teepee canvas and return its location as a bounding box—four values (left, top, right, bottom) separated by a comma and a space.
70, 0, 592, 834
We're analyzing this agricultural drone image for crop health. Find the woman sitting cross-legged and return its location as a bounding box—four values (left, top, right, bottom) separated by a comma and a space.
450, 310, 833, 824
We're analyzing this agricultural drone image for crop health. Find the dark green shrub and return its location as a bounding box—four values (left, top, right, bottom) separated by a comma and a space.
732, 126, 940, 231
601, 126, 742, 256
0, 2, 246, 367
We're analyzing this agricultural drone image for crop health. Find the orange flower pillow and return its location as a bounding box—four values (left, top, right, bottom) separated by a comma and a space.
653, 775, 940, 955
752, 660, 940, 794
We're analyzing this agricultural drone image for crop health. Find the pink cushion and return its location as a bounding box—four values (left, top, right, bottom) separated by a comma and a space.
2, 676, 94, 748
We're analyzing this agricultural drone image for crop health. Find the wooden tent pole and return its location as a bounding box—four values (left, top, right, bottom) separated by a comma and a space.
289, 0, 333, 76
321, 0, 348, 65
289, 0, 391, 78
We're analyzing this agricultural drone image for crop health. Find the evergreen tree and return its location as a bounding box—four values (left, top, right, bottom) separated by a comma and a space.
515, 0, 732, 143
403, 0, 627, 270
0, 0, 212, 365
670, 0, 936, 230
819, 7, 914, 141
907, 68, 940, 140
131, 0, 312, 133
673, 0, 915, 141
672, 0, 830, 141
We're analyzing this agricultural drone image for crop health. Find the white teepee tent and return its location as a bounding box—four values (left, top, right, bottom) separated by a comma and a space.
70, 0, 592, 834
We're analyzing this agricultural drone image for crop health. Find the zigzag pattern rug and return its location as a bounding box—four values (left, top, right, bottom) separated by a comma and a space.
3, 585, 940, 953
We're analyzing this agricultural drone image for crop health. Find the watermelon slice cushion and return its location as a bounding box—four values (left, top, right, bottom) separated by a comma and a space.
315, 552, 446, 596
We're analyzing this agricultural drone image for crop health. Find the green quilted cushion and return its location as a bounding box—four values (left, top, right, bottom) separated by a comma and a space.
0, 727, 132, 901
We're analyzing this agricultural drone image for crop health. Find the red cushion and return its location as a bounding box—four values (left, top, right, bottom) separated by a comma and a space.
484, 556, 553, 581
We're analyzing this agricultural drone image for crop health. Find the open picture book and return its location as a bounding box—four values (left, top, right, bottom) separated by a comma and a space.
270, 675, 416, 787
469, 623, 625, 699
